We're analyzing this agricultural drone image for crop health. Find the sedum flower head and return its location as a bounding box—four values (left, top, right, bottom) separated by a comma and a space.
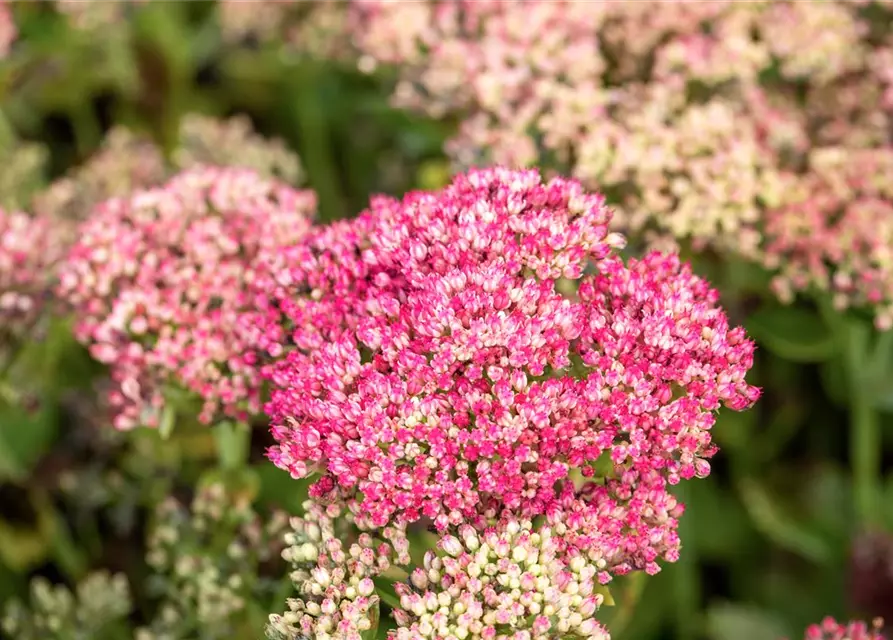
265, 168, 758, 576
1, 572, 132, 640
34, 116, 303, 224
393, 520, 610, 640
0, 208, 64, 343
58, 166, 316, 429
349, 0, 893, 263
32, 127, 168, 223
801, 617, 885, 640
267, 500, 407, 640
174, 114, 303, 185
0, 142, 49, 212
217, 0, 350, 59
269, 506, 612, 640
352, 0, 607, 168
763, 147, 893, 329
142, 482, 290, 640
55, 0, 147, 31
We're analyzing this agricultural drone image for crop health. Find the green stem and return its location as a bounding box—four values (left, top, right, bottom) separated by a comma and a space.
282, 61, 343, 222
69, 101, 101, 158
158, 404, 176, 440
843, 320, 882, 529
820, 298, 884, 530
851, 382, 881, 528
671, 483, 700, 638
212, 420, 251, 471
0, 107, 15, 150
607, 573, 647, 638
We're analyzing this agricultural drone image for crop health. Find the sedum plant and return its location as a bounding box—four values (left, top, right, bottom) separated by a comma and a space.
260, 168, 760, 638
137, 482, 290, 639
2, 482, 290, 640
1, 572, 132, 640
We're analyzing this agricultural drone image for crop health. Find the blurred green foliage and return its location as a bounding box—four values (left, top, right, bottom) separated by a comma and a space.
0, 2, 890, 639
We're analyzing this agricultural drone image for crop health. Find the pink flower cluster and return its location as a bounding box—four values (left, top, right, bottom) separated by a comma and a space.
0, 0, 15, 59
0, 208, 62, 341
58, 166, 316, 429
349, 0, 893, 325
217, 0, 350, 60
265, 169, 759, 581
764, 148, 893, 328
800, 617, 885, 640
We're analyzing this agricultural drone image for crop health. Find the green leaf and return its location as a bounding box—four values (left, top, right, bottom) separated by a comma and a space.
685, 480, 755, 560
712, 408, 756, 454
0, 402, 58, 481
745, 305, 834, 362
0, 519, 50, 571
883, 473, 893, 531
595, 584, 615, 607
158, 404, 176, 439
212, 420, 251, 471
736, 479, 832, 564
255, 463, 311, 515
372, 577, 402, 611
38, 494, 88, 580
706, 603, 789, 640
0, 492, 58, 572
819, 359, 848, 407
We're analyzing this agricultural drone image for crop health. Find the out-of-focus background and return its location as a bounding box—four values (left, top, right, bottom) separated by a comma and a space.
0, 2, 891, 639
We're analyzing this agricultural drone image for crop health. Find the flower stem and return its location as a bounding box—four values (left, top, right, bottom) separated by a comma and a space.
844, 320, 882, 529
851, 385, 881, 528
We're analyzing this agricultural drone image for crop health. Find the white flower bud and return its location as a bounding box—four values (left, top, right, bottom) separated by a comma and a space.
440, 535, 463, 557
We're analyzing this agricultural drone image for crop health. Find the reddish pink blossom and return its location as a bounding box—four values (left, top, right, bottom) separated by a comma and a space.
0, 209, 62, 340
800, 617, 885, 640
0, 0, 15, 58
265, 169, 759, 577
58, 166, 316, 429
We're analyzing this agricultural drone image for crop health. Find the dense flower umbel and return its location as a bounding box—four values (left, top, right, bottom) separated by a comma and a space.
267, 500, 409, 640
218, 0, 351, 60
266, 169, 759, 575
350, 0, 893, 292
174, 114, 303, 185
0, 141, 48, 212
142, 483, 290, 640
59, 166, 316, 429
763, 147, 893, 329
1, 572, 132, 640
393, 521, 610, 640
0, 209, 63, 342
55, 0, 146, 31
32, 127, 168, 223
351, 0, 607, 168
34, 116, 303, 224
269, 504, 612, 640
260, 166, 621, 360
799, 617, 885, 640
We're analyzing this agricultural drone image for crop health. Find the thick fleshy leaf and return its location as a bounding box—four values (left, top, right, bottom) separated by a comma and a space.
746, 305, 834, 363
707, 603, 789, 640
